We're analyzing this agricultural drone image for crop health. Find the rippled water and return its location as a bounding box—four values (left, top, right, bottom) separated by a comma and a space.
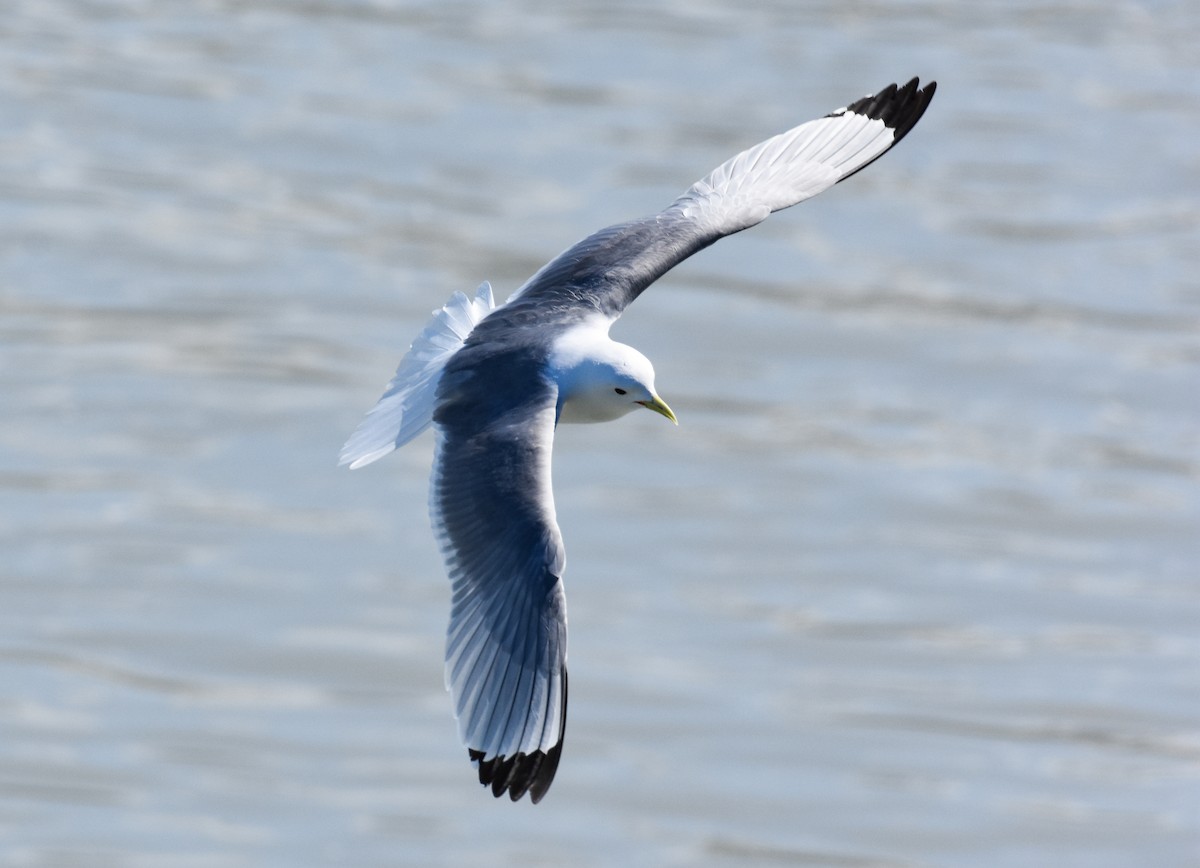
2, 1, 1198, 866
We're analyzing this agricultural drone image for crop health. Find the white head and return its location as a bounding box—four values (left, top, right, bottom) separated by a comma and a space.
550, 333, 677, 426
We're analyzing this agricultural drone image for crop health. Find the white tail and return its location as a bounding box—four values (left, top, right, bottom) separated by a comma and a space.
339, 282, 495, 469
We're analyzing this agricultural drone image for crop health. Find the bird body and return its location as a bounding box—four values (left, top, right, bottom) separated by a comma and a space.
342, 78, 937, 802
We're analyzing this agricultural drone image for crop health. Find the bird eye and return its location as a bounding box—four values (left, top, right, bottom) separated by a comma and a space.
614, 388, 627, 395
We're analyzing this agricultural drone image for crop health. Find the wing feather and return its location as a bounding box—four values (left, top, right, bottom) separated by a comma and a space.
430, 365, 568, 802
505, 78, 935, 319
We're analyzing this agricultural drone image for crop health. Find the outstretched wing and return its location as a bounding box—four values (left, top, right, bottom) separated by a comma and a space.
506, 78, 936, 320
430, 353, 568, 803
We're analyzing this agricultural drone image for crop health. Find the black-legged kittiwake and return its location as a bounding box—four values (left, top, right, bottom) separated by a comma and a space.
342, 78, 937, 803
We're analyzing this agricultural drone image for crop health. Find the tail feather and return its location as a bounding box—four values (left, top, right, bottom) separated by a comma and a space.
339, 282, 495, 469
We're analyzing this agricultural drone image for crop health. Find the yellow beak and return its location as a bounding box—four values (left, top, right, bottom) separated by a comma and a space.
637, 394, 678, 425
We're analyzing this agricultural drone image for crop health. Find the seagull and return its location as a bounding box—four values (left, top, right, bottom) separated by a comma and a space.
341, 78, 936, 803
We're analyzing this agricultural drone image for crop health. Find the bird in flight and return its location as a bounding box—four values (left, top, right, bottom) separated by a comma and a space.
342, 78, 937, 803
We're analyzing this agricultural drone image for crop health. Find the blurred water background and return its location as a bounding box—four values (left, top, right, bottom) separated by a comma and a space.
2, 1, 1198, 866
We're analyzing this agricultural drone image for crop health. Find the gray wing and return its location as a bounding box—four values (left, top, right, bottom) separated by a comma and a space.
506, 78, 936, 320
430, 350, 567, 803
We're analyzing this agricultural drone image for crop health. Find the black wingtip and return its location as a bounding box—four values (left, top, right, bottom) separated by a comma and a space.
468, 741, 565, 804
828, 77, 937, 183
840, 77, 937, 141
468, 670, 569, 804
843, 77, 937, 142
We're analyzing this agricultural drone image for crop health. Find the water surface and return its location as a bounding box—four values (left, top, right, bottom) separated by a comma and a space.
2, 2, 1198, 866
